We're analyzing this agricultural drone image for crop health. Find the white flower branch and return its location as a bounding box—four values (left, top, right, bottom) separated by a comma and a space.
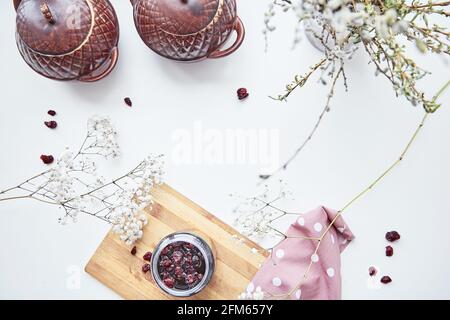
261, 0, 450, 182
0, 116, 164, 245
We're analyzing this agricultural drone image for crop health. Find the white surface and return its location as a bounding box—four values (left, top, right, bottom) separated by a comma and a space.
0, 0, 449, 300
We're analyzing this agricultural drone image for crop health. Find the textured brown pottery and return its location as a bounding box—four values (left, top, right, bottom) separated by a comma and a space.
131, 0, 245, 61
14, 0, 120, 82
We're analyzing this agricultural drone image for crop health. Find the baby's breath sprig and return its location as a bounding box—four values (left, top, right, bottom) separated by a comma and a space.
0, 116, 164, 245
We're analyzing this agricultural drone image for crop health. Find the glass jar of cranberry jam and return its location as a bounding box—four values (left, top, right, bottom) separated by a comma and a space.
151, 232, 215, 297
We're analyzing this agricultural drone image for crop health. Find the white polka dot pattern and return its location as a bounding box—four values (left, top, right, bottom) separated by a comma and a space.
272, 277, 282, 287
276, 249, 285, 258
314, 222, 323, 232
327, 267, 335, 277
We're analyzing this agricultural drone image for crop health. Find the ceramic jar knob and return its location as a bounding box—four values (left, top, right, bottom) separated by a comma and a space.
14, 0, 120, 82
131, 0, 245, 61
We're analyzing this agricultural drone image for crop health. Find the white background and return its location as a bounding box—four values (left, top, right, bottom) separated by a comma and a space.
0, 0, 449, 299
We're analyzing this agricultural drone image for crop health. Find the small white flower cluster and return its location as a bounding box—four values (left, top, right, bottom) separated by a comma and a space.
234, 206, 280, 239
238, 286, 265, 300
111, 155, 164, 245
46, 149, 77, 204
233, 182, 293, 240
86, 115, 120, 159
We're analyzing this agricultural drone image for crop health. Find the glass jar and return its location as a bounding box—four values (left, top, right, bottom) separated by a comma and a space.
151, 232, 215, 297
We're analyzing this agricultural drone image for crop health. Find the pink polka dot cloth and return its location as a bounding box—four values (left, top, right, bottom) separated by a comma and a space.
248, 206, 355, 300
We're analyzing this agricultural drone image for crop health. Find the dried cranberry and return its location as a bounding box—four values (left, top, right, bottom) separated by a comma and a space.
172, 251, 183, 264
380, 276, 392, 284
237, 88, 249, 100
369, 266, 377, 277
385, 231, 401, 242
185, 274, 195, 285
143, 251, 152, 261
162, 259, 172, 268
163, 277, 175, 288
174, 266, 183, 276
130, 246, 137, 255
142, 264, 151, 273
385, 245, 394, 257
161, 246, 170, 255
47, 110, 56, 116
44, 120, 58, 129
124, 97, 133, 107
40, 155, 54, 164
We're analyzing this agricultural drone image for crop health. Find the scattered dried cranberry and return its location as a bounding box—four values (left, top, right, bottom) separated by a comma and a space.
385, 245, 394, 257
380, 276, 392, 284
40, 155, 54, 164
385, 231, 401, 242
44, 120, 58, 129
369, 266, 377, 277
143, 251, 152, 261
47, 110, 56, 116
131, 246, 137, 255
237, 88, 249, 100
157, 241, 205, 290
142, 264, 151, 273
124, 97, 133, 107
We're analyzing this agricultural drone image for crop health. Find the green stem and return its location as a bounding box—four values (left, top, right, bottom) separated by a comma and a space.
433, 80, 450, 102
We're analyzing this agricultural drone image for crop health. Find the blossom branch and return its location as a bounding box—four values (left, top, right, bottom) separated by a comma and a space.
0, 116, 164, 245
260, 63, 345, 182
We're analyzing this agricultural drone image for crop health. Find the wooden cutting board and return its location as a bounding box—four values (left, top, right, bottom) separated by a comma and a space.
85, 184, 268, 300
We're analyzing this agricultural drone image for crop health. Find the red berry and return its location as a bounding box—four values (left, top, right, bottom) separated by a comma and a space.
369, 266, 377, 277
143, 251, 152, 261
185, 273, 195, 284
385, 231, 400, 242
380, 276, 392, 284
385, 245, 394, 257
124, 97, 133, 107
130, 246, 137, 255
163, 277, 175, 288
162, 259, 172, 268
40, 155, 54, 164
47, 110, 56, 116
44, 121, 58, 129
172, 251, 183, 264
174, 266, 183, 276
237, 88, 249, 100
142, 264, 151, 273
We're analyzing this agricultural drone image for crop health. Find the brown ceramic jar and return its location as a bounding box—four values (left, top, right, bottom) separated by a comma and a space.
14, 0, 120, 82
131, 0, 245, 61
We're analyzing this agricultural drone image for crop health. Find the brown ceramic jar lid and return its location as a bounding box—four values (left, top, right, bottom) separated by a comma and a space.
136, 0, 221, 36
16, 0, 92, 55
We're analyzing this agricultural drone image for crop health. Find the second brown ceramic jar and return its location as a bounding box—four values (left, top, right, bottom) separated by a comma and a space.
131, 0, 245, 61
